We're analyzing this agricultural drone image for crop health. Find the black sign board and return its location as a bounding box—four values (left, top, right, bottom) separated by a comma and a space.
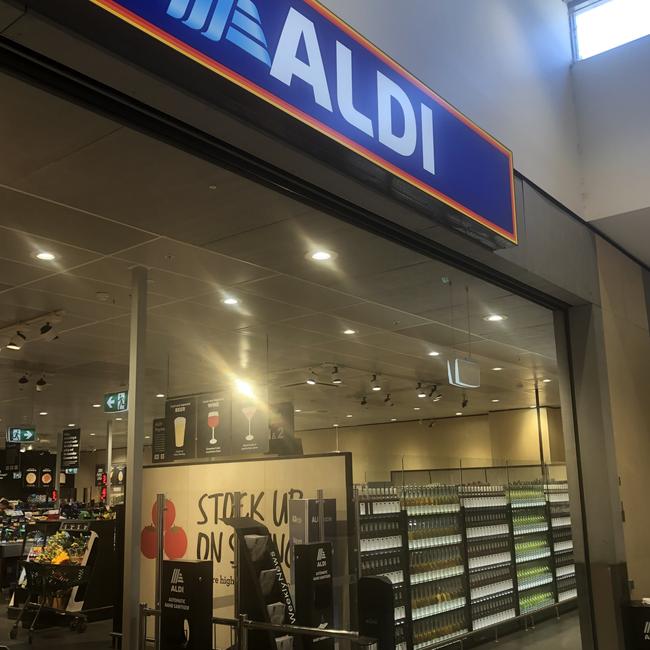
4, 443, 20, 472
197, 392, 231, 458
161, 560, 213, 650
152, 418, 167, 463
23, 467, 39, 489
61, 428, 81, 470
165, 397, 197, 460
111, 465, 126, 487
294, 542, 334, 649
95, 464, 106, 487
269, 402, 295, 440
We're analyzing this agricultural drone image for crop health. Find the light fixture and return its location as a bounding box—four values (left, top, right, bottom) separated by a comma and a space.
27, 445, 33, 451
428, 351, 440, 357
156, 393, 165, 398
92, 403, 101, 408
414, 407, 421, 411
343, 328, 357, 335
18, 374, 29, 385
308, 250, 335, 262
6, 332, 27, 350
456, 412, 463, 416
306, 370, 318, 386
39, 322, 57, 341
492, 367, 503, 372
542, 378, 552, 383
67, 423, 75, 427
462, 396, 469, 409
39, 411, 47, 416
90, 433, 96, 437
390, 418, 397, 422
234, 378, 255, 398
384, 393, 393, 406
491, 399, 500, 403
360, 396, 367, 407
331, 366, 342, 385
333, 423, 340, 428
116, 417, 123, 421
222, 297, 239, 306
530, 405, 537, 409
36, 376, 47, 392
19, 447, 26, 453
484, 314, 507, 322
416, 382, 427, 398
428, 386, 438, 399
145, 435, 151, 439
433, 393, 443, 402
346, 414, 353, 418
370, 374, 381, 392
294, 409, 302, 413
35, 251, 56, 261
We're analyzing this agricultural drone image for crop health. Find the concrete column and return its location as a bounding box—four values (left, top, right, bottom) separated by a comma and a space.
122, 266, 148, 650
106, 420, 113, 502
555, 305, 628, 650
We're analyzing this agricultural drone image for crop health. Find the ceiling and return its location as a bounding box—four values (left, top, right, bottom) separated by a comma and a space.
0, 72, 560, 452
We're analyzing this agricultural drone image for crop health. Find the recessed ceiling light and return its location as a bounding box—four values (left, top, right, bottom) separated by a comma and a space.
308, 250, 336, 262
542, 378, 552, 383
484, 314, 507, 322
492, 367, 503, 372
116, 417, 123, 421
456, 412, 463, 416
35, 251, 56, 261
68, 423, 75, 427
343, 329, 357, 335
222, 297, 239, 305
346, 414, 353, 418
413, 407, 421, 411
92, 403, 101, 408
428, 351, 440, 357
491, 399, 500, 403
208, 184, 217, 190
333, 423, 339, 427
370, 374, 381, 392
390, 418, 397, 422
530, 405, 537, 409
144, 435, 151, 439
39, 411, 47, 416
416, 382, 427, 398
306, 370, 318, 385
294, 409, 302, 413
90, 433, 96, 436
156, 393, 165, 398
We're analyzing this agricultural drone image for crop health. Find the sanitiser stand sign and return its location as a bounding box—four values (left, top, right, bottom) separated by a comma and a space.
91, 0, 517, 243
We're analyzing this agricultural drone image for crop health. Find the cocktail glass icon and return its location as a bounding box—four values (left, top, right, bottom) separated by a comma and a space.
242, 405, 257, 441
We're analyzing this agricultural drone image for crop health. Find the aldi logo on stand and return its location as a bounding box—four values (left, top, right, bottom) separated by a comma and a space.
92, 0, 517, 243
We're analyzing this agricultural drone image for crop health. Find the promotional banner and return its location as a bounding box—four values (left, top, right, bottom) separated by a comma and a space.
152, 418, 168, 463
92, 0, 517, 243
197, 392, 231, 457
165, 397, 197, 460
111, 465, 127, 487
140, 454, 351, 643
61, 428, 81, 470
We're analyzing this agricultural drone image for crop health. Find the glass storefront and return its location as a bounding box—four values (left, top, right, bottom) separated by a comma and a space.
0, 61, 583, 649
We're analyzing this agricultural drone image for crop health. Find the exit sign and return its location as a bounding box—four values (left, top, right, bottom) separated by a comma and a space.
104, 391, 128, 413
6, 427, 37, 443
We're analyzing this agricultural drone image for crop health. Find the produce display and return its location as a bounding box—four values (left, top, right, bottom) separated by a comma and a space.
32, 531, 88, 565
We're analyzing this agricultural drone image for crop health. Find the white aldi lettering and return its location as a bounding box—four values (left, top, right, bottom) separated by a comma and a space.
94, 0, 517, 243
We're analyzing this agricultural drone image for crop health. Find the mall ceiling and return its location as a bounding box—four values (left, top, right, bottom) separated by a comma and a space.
0, 73, 560, 452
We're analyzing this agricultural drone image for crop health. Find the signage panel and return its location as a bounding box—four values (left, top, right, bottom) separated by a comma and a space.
152, 418, 168, 463
197, 392, 231, 458
104, 390, 128, 413
61, 428, 81, 470
91, 0, 517, 243
165, 397, 197, 460
6, 427, 37, 443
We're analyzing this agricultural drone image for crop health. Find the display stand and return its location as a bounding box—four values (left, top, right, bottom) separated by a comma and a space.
225, 517, 299, 650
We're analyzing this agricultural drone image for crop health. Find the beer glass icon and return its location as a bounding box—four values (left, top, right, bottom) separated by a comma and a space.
174, 416, 187, 449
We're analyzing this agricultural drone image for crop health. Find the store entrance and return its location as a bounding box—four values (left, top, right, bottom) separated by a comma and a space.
0, 70, 582, 649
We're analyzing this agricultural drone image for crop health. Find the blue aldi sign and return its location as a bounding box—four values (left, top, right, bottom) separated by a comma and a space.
92, 0, 517, 243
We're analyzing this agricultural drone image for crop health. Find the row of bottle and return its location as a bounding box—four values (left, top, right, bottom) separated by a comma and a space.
467, 537, 510, 559
410, 546, 464, 577
401, 485, 460, 510
557, 574, 577, 594
512, 513, 546, 528
359, 518, 400, 539
358, 485, 401, 515
514, 537, 549, 561
469, 564, 512, 590
413, 611, 467, 648
407, 515, 460, 544
465, 510, 508, 529
412, 577, 464, 613
508, 485, 546, 505
360, 555, 403, 584
459, 484, 506, 495
517, 563, 552, 589
519, 589, 554, 613
471, 593, 515, 622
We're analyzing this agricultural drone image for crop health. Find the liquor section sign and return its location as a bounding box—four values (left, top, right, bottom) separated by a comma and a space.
92, 0, 517, 243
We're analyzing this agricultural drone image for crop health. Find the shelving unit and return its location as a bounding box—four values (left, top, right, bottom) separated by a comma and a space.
356, 486, 413, 650
356, 473, 577, 650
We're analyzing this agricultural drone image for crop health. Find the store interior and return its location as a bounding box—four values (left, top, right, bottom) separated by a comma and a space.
0, 69, 579, 648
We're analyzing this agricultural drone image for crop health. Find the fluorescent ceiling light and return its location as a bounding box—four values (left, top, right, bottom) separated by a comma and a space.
484, 314, 507, 322
36, 251, 56, 261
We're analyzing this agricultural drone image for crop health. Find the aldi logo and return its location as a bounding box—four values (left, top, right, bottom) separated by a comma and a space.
92, 0, 517, 243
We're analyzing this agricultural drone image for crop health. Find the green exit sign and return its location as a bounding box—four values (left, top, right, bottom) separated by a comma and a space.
6, 427, 38, 443
104, 391, 128, 413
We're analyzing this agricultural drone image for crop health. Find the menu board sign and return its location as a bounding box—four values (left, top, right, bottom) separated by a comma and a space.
165, 397, 197, 460
23, 467, 39, 488
197, 392, 231, 458
152, 418, 167, 464
232, 391, 268, 454
61, 428, 81, 470
40, 467, 54, 488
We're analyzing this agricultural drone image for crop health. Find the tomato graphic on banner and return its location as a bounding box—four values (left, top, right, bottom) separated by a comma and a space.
140, 498, 188, 560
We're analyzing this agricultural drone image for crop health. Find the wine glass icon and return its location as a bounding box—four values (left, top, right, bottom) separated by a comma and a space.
207, 410, 219, 445
242, 405, 257, 441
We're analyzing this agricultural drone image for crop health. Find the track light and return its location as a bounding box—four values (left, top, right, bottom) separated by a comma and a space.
360, 396, 367, 407
306, 370, 318, 386
39, 322, 57, 341
36, 376, 48, 392
428, 385, 438, 399
18, 374, 29, 385
331, 366, 342, 385
433, 393, 443, 402
416, 382, 427, 398
370, 374, 381, 392
462, 395, 469, 409
6, 332, 26, 350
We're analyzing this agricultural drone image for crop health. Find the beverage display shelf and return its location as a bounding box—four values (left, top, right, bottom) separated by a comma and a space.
364, 571, 404, 584
520, 600, 555, 615
472, 610, 516, 630
406, 505, 461, 516
466, 525, 510, 539
544, 485, 569, 492
515, 550, 551, 564
555, 565, 575, 578
409, 535, 462, 551
414, 628, 468, 650
468, 557, 512, 573
360, 510, 402, 519
558, 590, 578, 602
554, 542, 574, 553
410, 565, 465, 585
360, 545, 403, 556
412, 597, 466, 621
471, 585, 514, 603
517, 575, 553, 592
462, 499, 508, 509
548, 495, 570, 503
510, 501, 547, 509
513, 525, 549, 536
551, 517, 572, 528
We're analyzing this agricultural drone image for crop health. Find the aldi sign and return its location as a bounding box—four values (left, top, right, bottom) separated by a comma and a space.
91, 0, 517, 243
